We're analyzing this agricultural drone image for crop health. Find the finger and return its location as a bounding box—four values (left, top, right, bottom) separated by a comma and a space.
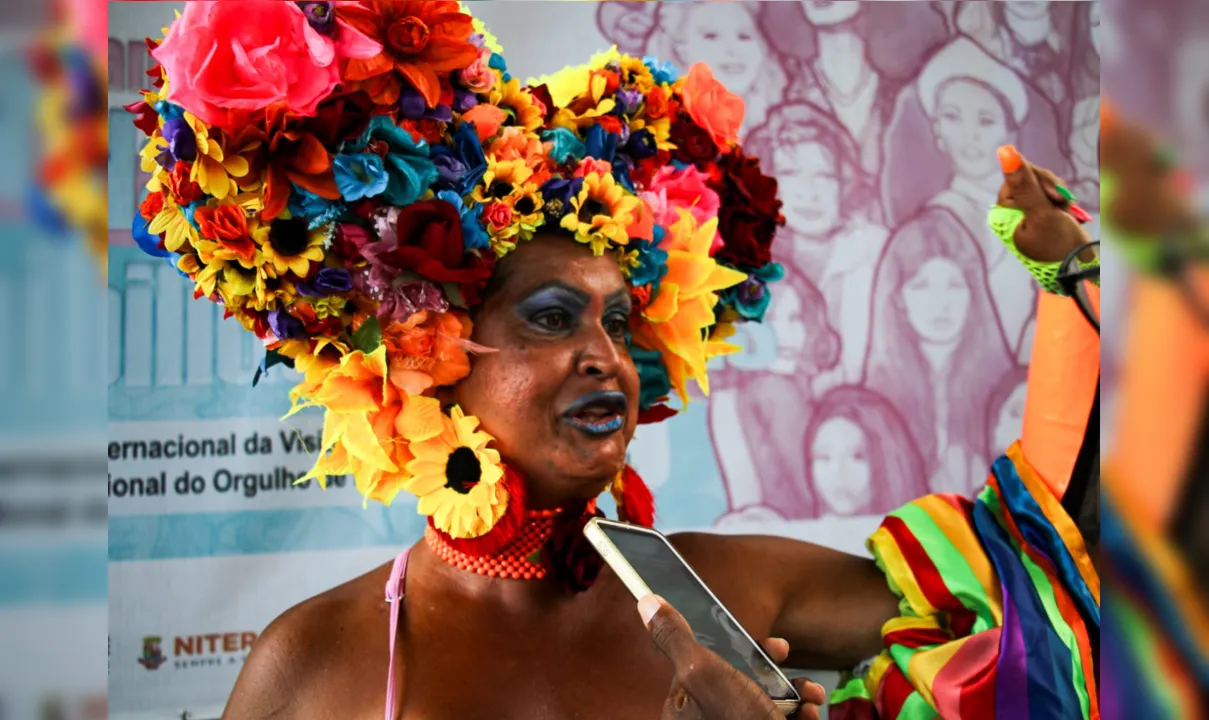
760, 637, 790, 664
641, 595, 701, 666
792, 678, 827, 706
792, 700, 821, 720
996, 145, 1051, 212
1031, 164, 1074, 207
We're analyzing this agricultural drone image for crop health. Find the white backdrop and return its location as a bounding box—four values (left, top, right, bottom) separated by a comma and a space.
107, 2, 1099, 716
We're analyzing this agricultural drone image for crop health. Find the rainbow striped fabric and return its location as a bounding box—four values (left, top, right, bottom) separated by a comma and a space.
1100, 480, 1209, 719
830, 442, 1100, 719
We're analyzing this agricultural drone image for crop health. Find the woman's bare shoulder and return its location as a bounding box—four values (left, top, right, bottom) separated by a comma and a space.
221, 558, 396, 719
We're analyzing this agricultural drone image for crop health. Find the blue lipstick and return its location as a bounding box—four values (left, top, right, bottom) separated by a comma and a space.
561, 391, 628, 437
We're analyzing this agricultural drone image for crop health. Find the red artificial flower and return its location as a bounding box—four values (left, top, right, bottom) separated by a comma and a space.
483, 201, 513, 232
125, 99, 159, 137
139, 191, 165, 222
374, 198, 495, 303
670, 117, 718, 166
543, 501, 606, 594
339, 0, 479, 108
597, 115, 623, 135
592, 68, 621, 96
302, 91, 375, 147
431, 466, 528, 557
165, 161, 204, 206
645, 86, 670, 120
194, 205, 255, 262
708, 149, 784, 270
247, 105, 341, 221
144, 38, 165, 89
638, 404, 678, 425
630, 150, 672, 189
526, 84, 556, 124
614, 465, 655, 528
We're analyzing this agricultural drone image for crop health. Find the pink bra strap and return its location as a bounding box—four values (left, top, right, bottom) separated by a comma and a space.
383, 549, 410, 720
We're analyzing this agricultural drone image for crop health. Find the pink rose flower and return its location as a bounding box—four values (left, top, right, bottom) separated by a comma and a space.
459, 56, 495, 94
484, 202, 514, 231
152, 1, 380, 129
640, 165, 724, 253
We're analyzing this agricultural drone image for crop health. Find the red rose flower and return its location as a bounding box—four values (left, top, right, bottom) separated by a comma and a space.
165, 161, 204, 206
670, 117, 718, 166
542, 502, 606, 594
709, 149, 784, 269
527, 84, 555, 124
365, 198, 495, 304
195, 205, 255, 262
483, 201, 513, 231
139, 191, 165, 222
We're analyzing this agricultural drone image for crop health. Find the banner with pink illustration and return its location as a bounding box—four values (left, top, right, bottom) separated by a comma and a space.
106, 2, 1100, 716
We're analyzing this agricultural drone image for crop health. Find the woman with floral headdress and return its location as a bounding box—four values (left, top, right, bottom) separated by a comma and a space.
130, 3, 891, 718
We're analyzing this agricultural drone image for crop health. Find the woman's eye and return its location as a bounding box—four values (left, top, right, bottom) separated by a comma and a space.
533, 310, 572, 331
604, 315, 629, 338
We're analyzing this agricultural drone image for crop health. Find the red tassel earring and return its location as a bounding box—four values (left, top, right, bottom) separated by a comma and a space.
611, 465, 656, 528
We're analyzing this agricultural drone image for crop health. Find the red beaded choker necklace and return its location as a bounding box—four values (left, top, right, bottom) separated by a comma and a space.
426, 508, 563, 580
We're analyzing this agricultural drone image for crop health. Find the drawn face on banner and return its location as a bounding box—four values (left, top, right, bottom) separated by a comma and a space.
810, 416, 872, 516
767, 284, 806, 376
677, 4, 764, 97
800, 0, 861, 27
933, 78, 1015, 183
774, 141, 843, 239
900, 257, 971, 345
1005, 1, 1050, 23
1089, 2, 1101, 57
992, 380, 1028, 455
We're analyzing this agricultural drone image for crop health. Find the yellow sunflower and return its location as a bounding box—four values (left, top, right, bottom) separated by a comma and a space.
147, 195, 199, 253
490, 77, 545, 133
560, 172, 639, 256
618, 56, 655, 94
401, 398, 508, 539
472, 158, 534, 205
259, 217, 327, 278
186, 114, 255, 200
487, 186, 545, 257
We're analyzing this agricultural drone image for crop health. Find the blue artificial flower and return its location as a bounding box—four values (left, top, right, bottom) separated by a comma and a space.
333, 153, 390, 202
585, 124, 619, 162
161, 116, 198, 163
399, 86, 452, 123
297, 267, 353, 297
629, 345, 673, 411
28, 186, 67, 236
430, 122, 487, 196
268, 309, 306, 340
643, 57, 680, 84
541, 127, 586, 165
625, 128, 658, 160
288, 185, 347, 230
354, 116, 439, 206
629, 238, 669, 291
182, 201, 205, 232
538, 177, 583, 223
612, 156, 636, 193
131, 212, 171, 258
723, 262, 785, 322
437, 190, 490, 251
488, 52, 510, 81
152, 100, 185, 122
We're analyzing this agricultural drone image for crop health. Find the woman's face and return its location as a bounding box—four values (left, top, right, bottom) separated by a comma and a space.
775, 141, 842, 238
767, 284, 805, 375
800, 0, 861, 27
453, 235, 640, 507
992, 381, 1028, 454
811, 416, 872, 516
934, 79, 1014, 182
677, 5, 764, 95
900, 257, 971, 344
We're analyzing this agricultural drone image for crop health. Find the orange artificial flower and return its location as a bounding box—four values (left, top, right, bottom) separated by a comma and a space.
382, 310, 475, 395
461, 103, 507, 142
194, 205, 254, 263
680, 62, 745, 148
634, 210, 747, 402
246, 105, 340, 220
339, 0, 480, 107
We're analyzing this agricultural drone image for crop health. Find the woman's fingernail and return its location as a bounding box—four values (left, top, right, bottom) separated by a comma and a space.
1055, 184, 1076, 203
998, 145, 1022, 173
638, 594, 663, 626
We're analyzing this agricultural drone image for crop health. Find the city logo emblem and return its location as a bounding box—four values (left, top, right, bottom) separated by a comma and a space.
138, 635, 167, 671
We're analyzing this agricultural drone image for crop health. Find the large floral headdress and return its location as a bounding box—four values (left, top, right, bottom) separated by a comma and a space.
129, 1, 784, 547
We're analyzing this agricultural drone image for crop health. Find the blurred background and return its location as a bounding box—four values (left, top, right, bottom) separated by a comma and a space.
1, 0, 1207, 717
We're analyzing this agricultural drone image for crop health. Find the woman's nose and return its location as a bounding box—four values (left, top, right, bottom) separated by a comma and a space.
576, 324, 622, 379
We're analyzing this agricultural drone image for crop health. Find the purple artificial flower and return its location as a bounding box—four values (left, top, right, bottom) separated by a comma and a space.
161, 117, 198, 163
539, 177, 583, 222
432, 154, 468, 190
469, 33, 486, 49
616, 88, 643, 116
297, 2, 336, 35
268, 310, 306, 340
399, 87, 453, 122
297, 267, 353, 297
377, 281, 450, 324
453, 88, 479, 113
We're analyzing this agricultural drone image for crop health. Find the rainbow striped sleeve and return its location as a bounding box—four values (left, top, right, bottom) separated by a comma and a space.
829, 443, 1100, 720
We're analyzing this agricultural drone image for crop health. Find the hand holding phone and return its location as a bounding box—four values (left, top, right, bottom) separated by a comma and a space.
639, 595, 827, 720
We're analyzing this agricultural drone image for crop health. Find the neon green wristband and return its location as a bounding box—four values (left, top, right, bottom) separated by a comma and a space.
987, 206, 1100, 296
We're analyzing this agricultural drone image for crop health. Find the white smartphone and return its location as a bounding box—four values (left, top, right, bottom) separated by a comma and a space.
584, 518, 802, 715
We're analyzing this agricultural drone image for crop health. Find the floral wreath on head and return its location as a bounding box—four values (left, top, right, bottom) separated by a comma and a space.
129, 0, 784, 554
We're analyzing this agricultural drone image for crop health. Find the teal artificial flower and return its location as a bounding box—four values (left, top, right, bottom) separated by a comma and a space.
333, 153, 390, 202
354, 116, 439, 206
722, 262, 785, 322
437, 190, 490, 251
629, 238, 668, 290
630, 345, 673, 410
643, 57, 680, 84
541, 127, 587, 165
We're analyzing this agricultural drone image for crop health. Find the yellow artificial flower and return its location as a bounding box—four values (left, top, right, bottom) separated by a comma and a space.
490, 77, 544, 133
401, 397, 508, 539
618, 55, 655, 94
634, 210, 747, 403
560, 172, 638, 256
259, 219, 326, 278
463, 5, 504, 54
472, 158, 534, 204
285, 345, 412, 507
528, 46, 623, 107
147, 196, 199, 253
186, 114, 253, 200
